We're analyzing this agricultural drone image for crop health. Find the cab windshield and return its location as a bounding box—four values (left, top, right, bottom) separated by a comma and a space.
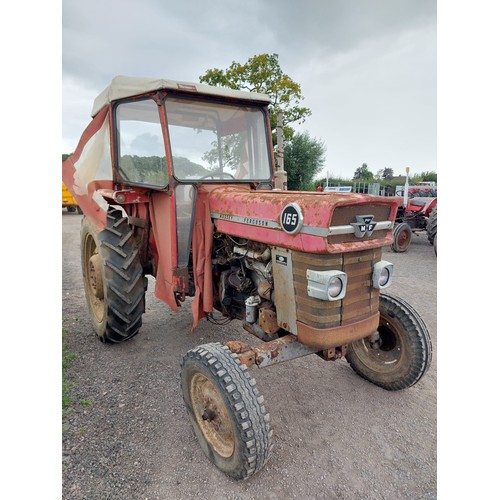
165, 96, 273, 182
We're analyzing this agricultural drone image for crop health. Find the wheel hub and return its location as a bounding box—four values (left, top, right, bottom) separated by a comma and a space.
397, 230, 410, 248
363, 322, 402, 365
88, 254, 104, 299
190, 373, 235, 458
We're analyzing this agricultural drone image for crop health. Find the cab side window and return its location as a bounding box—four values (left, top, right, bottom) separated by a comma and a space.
115, 99, 168, 187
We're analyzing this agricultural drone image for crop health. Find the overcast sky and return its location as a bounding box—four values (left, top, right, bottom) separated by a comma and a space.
62, 0, 436, 180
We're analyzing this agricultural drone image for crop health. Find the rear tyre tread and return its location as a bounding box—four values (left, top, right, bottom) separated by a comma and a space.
427, 207, 437, 245
83, 207, 146, 343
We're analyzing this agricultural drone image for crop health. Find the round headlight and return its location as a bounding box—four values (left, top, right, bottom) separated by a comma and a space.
378, 267, 390, 287
328, 277, 343, 298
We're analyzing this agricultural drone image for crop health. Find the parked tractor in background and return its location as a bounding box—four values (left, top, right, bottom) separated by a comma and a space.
62, 76, 432, 480
391, 180, 437, 253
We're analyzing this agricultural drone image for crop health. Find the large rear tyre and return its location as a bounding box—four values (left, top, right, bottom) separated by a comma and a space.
80, 207, 146, 343
345, 294, 432, 391
427, 206, 437, 246
391, 222, 412, 252
181, 343, 273, 480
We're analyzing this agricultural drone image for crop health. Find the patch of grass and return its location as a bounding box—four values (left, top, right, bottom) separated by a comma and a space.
62, 319, 77, 418
62, 319, 93, 425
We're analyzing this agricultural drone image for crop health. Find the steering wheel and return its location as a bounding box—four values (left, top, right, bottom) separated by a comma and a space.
199, 172, 235, 180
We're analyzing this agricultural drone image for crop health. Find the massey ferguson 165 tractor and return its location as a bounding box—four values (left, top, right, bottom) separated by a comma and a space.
63, 76, 432, 480
391, 196, 437, 253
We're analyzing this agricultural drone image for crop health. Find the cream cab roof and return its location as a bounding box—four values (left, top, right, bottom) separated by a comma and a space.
92, 75, 272, 117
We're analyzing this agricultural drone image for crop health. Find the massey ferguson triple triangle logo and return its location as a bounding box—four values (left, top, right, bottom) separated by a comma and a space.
351, 215, 376, 238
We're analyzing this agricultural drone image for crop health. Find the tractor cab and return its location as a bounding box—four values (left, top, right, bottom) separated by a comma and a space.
113, 92, 275, 270
63, 77, 276, 309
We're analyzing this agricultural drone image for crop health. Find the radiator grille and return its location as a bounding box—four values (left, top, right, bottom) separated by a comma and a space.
292, 248, 381, 329
327, 204, 391, 245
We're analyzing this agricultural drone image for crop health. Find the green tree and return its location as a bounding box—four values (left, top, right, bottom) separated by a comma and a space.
283, 132, 325, 191
418, 171, 437, 183
353, 163, 374, 181
200, 53, 311, 142
381, 167, 394, 180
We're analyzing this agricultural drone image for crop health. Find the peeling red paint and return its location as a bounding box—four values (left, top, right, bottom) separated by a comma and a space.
205, 185, 398, 254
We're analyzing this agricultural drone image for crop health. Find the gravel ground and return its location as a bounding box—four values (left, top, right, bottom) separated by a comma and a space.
62, 211, 436, 499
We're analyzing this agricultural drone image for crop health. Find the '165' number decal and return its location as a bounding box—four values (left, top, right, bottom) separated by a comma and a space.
280, 203, 303, 234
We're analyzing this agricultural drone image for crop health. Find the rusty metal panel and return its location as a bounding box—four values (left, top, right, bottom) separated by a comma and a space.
342, 301, 372, 321
343, 249, 381, 265
252, 335, 318, 367
330, 204, 391, 226
271, 247, 298, 335
341, 248, 380, 325
258, 308, 280, 335
292, 251, 344, 328
327, 204, 391, 246
295, 308, 341, 327
296, 313, 379, 349
291, 247, 382, 331
208, 187, 398, 254
292, 251, 343, 268
292, 251, 343, 330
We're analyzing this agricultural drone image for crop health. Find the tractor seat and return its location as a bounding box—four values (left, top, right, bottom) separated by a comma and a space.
410, 199, 427, 207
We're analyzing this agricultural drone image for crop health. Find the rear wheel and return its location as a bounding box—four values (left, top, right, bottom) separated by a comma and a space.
427, 207, 437, 246
181, 343, 273, 480
391, 222, 412, 252
345, 294, 432, 390
80, 207, 146, 343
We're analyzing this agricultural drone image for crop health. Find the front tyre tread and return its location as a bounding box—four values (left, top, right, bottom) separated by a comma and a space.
346, 294, 432, 391
181, 343, 273, 480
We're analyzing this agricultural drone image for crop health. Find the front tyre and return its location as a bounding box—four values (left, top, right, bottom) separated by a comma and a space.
181, 343, 273, 480
345, 294, 432, 390
391, 222, 412, 253
80, 207, 146, 343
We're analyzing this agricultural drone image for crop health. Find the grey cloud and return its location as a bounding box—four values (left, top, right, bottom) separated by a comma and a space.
62, 0, 436, 178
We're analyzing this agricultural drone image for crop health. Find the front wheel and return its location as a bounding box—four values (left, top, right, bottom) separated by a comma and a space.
181, 343, 273, 480
391, 222, 412, 253
345, 294, 432, 390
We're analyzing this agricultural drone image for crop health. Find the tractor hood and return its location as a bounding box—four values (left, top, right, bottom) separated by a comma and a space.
205, 186, 400, 254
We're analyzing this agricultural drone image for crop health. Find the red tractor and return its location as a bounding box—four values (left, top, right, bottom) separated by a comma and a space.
63, 76, 432, 480
391, 195, 437, 253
